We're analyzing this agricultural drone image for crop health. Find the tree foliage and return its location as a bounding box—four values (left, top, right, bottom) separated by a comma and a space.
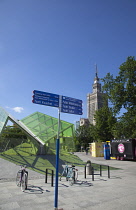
102, 56, 136, 114
113, 111, 136, 139
94, 106, 116, 142
75, 56, 136, 148
75, 124, 94, 150
0, 126, 28, 149
1, 126, 27, 139
102, 56, 136, 138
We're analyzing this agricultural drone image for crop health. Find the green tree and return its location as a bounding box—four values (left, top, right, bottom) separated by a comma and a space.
94, 106, 116, 142
1, 126, 27, 139
102, 56, 136, 114
112, 120, 126, 139
75, 124, 94, 150
0, 126, 27, 149
102, 56, 136, 138
113, 111, 136, 139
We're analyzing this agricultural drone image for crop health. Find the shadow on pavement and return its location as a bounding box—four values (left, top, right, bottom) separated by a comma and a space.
24, 185, 44, 194
59, 180, 93, 187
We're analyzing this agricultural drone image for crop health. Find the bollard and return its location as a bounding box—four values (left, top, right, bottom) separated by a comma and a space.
100, 165, 102, 177
45, 169, 54, 187
108, 166, 110, 178
51, 170, 54, 187
45, 169, 48, 183
92, 167, 94, 181
86, 160, 92, 175
84, 165, 86, 179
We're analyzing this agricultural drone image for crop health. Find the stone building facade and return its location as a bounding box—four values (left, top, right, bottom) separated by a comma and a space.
87, 70, 107, 125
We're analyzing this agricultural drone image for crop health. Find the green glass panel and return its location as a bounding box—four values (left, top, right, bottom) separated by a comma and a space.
21, 111, 74, 149
0, 107, 8, 133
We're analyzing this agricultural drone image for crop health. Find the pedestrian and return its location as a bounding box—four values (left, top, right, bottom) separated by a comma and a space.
86, 147, 88, 155
81, 146, 83, 152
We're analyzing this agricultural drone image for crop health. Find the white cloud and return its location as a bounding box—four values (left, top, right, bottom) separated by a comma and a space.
12, 107, 24, 113
6, 106, 24, 113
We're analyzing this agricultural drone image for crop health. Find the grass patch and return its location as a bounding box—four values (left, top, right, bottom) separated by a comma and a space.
0, 145, 119, 176
0, 153, 57, 174
0, 146, 86, 175
91, 163, 120, 171
59, 151, 85, 166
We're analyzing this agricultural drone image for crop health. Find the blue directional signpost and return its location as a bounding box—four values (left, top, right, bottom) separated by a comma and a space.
61, 95, 83, 115
32, 90, 59, 107
32, 90, 83, 210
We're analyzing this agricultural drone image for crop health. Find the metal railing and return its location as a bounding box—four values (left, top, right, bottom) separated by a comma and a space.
84, 164, 110, 181
45, 168, 54, 187
100, 164, 110, 178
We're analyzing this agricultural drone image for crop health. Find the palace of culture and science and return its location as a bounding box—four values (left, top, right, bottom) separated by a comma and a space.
79, 67, 107, 127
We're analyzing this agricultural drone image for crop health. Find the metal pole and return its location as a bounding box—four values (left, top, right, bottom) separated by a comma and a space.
45, 169, 48, 183
51, 170, 54, 187
54, 102, 61, 210
84, 165, 86, 179
108, 166, 110, 178
92, 167, 94, 181
100, 165, 102, 177
54, 138, 60, 209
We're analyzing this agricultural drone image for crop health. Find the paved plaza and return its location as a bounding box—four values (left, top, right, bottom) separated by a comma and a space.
0, 152, 136, 210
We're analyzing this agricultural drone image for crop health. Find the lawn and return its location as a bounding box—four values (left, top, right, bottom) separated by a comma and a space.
0, 142, 119, 176
0, 152, 119, 178
0, 145, 86, 175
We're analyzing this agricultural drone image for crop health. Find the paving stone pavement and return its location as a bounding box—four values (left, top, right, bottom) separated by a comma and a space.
1, 152, 136, 210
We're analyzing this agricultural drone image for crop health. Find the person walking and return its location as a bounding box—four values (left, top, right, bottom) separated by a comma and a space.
86, 147, 88, 155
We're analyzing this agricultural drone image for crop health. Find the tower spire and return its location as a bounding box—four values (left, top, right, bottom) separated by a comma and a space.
95, 64, 98, 77
93, 64, 101, 93
87, 64, 108, 125
94, 64, 99, 83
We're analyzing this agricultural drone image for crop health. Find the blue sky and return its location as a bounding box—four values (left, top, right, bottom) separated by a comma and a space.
0, 0, 136, 124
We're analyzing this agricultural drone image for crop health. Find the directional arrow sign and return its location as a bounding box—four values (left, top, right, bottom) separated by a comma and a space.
61, 95, 83, 115
32, 98, 59, 107
33, 95, 59, 103
62, 96, 82, 104
33, 90, 59, 99
32, 90, 59, 108
61, 107, 83, 115
61, 104, 82, 111
32, 91, 83, 113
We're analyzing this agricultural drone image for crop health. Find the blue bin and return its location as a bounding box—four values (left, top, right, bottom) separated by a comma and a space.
104, 144, 110, 160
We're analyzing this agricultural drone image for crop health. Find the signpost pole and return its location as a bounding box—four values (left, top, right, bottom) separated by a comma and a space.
54, 97, 61, 210
32, 90, 83, 209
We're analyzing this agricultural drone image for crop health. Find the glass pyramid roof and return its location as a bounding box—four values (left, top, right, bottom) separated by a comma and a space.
0, 107, 74, 148
21, 112, 74, 144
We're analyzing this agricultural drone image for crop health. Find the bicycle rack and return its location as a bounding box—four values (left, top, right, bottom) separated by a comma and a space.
45, 169, 54, 187
100, 164, 110, 178
84, 164, 110, 181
